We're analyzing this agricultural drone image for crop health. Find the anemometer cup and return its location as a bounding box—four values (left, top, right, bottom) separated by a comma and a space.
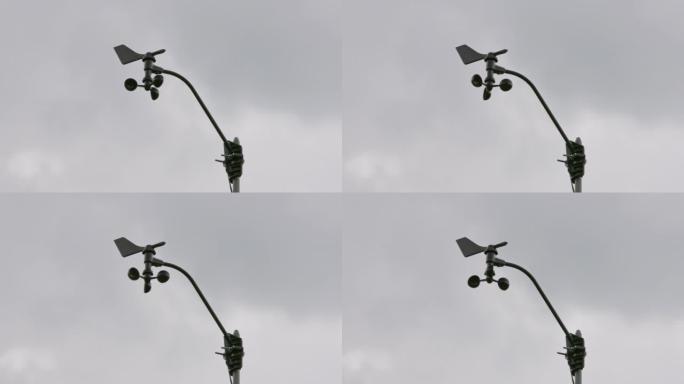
467, 274, 509, 291
124, 78, 138, 91
156, 270, 170, 283
497, 277, 510, 291
128, 267, 140, 280
483, 88, 492, 100
499, 79, 512, 92
471, 74, 483, 87
467, 275, 481, 288
152, 74, 164, 87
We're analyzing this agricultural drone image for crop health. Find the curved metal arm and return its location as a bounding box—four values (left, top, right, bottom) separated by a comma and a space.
503, 69, 570, 144
157, 68, 230, 145
159, 260, 229, 336
499, 260, 570, 336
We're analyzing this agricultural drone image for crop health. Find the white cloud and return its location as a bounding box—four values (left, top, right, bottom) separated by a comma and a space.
6, 149, 65, 181
345, 152, 403, 186
565, 308, 684, 383
569, 109, 684, 191
344, 348, 392, 375
226, 306, 341, 384
0, 347, 57, 382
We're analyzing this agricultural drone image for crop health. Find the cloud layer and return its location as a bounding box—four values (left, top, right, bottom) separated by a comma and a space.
0, 0, 340, 191
0, 194, 341, 384
343, 194, 684, 383
343, 0, 684, 191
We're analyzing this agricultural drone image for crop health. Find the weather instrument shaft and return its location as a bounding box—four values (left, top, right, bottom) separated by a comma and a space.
114, 237, 244, 383
455, 44, 586, 192
457, 237, 586, 384
114, 44, 244, 192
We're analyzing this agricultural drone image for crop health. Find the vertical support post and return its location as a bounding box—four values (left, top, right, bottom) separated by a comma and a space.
573, 329, 582, 384
231, 329, 241, 384
231, 137, 241, 193
572, 137, 582, 193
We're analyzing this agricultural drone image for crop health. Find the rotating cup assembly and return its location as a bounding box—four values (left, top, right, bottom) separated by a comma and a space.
470, 73, 512, 100
124, 73, 164, 100
127, 265, 170, 291
467, 269, 509, 290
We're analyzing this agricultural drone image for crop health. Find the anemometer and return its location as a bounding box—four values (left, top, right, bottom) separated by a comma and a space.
114, 44, 244, 192
114, 237, 244, 383
456, 44, 586, 192
457, 237, 586, 383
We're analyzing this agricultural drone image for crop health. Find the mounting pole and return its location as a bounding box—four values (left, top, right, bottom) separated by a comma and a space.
501, 69, 585, 192
572, 138, 582, 193
231, 137, 241, 193
496, 259, 570, 336
152, 67, 243, 193
232, 329, 241, 384
153, 260, 244, 380
156, 260, 229, 335
496, 258, 586, 382
574, 329, 583, 384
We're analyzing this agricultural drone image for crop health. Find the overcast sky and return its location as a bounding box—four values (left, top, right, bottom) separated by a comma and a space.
343, 194, 684, 383
4, 0, 684, 192
343, 0, 684, 191
0, 0, 340, 192
0, 195, 340, 384
2, 195, 684, 384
